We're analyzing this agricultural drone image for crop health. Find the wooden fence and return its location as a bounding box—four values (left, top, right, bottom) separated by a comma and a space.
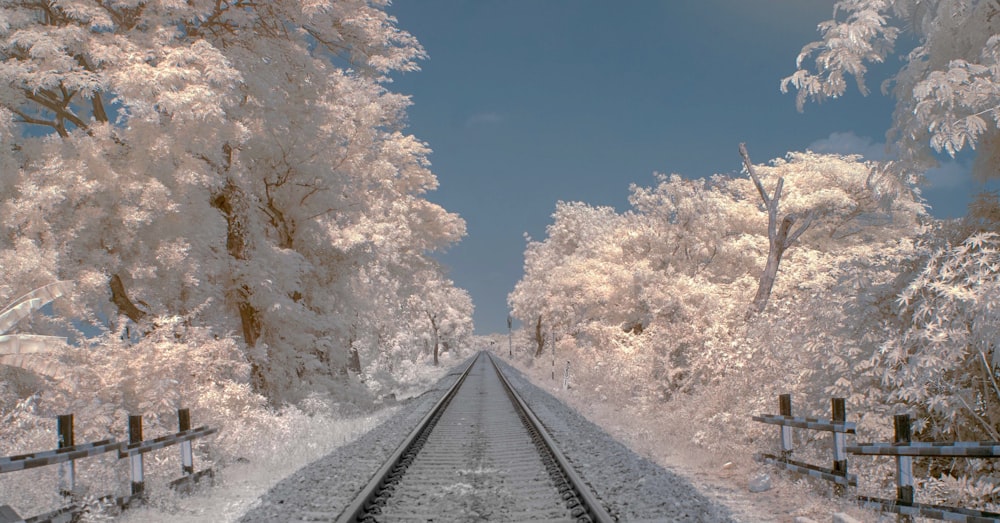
0, 408, 217, 523
754, 394, 1000, 523
752, 394, 857, 489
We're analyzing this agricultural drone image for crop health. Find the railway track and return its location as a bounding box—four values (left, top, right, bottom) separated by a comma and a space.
336, 351, 614, 523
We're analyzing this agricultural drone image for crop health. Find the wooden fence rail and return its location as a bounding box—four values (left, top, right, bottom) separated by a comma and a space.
0, 438, 120, 474
754, 395, 1000, 523
0, 408, 217, 523
849, 413, 1000, 523
752, 394, 858, 488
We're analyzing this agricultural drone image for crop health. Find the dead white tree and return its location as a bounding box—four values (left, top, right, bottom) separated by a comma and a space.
740, 143, 812, 316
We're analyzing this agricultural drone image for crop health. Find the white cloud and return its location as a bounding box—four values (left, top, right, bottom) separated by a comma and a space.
465, 112, 504, 128
806, 131, 893, 162
807, 131, 971, 189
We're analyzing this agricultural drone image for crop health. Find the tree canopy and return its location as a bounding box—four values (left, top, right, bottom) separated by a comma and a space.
783, 0, 1000, 181
0, 0, 473, 404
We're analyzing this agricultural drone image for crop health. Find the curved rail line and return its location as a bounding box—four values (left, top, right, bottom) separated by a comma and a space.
336, 351, 614, 523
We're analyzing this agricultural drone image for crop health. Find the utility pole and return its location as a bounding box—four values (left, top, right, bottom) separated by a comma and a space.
550, 325, 556, 380
507, 314, 513, 357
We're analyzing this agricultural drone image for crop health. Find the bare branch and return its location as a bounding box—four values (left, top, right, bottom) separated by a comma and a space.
298, 184, 325, 207
955, 393, 1000, 440
768, 177, 783, 242
742, 142, 808, 316
979, 348, 1000, 406
305, 208, 338, 221
22, 89, 88, 131
10, 107, 58, 131
740, 143, 770, 207
771, 176, 784, 204
785, 212, 814, 247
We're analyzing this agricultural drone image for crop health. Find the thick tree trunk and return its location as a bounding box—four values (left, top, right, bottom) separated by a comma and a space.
236, 291, 261, 348
211, 178, 252, 260
534, 315, 545, 357
211, 176, 266, 390
108, 273, 147, 323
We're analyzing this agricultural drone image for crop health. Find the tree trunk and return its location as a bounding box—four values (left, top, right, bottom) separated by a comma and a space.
211, 176, 266, 390
341, 322, 363, 377
347, 346, 362, 375
740, 143, 812, 317
534, 315, 545, 357
750, 215, 795, 313
427, 311, 440, 366
349, 318, 364, 376
263, 183, 295, 249
108, 273, 147, 323
236, 291, 261, 348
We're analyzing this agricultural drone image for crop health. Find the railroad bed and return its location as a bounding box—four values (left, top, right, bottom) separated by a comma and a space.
337, 352, 608, 522
240, 352, 732, 522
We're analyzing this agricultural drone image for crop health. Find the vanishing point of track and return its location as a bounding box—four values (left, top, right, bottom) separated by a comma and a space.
336, 352, 615, 522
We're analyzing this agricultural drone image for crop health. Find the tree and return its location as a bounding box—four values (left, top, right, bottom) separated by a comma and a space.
406, 265, 473, 366
874, 232, 1000, 441
782, 0, 1000, 181
509, 150, 924, 397
740, 143, 813, 315
0, 1, 470, 403
509, 202, 641, 350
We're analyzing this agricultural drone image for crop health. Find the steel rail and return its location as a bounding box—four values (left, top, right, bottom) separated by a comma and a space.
334, 352, 480, 523
488, 353, 616, 523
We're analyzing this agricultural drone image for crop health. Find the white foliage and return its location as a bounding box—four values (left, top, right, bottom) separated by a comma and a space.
784, 0, 1000, 180
0, 0, 471, 407
508, 149, 961, 488
509, 151, 924, 400
875, 231, 1000, 440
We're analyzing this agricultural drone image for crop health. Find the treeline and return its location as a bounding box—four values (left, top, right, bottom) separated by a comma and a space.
0, 0, 473, 420
508, 149, 1000, 504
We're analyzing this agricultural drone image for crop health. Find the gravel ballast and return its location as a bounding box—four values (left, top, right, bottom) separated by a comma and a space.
239, 352, 733, 522
493, 356, 733, 522
238, 362, 469, 523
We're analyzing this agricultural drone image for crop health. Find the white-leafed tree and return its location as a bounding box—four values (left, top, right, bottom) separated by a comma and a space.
783, 0, 1000, 181
0, 0, 470, 404
509, 151, 924, 398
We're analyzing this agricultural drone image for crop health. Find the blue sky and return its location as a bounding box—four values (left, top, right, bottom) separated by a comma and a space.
387, 1, 993, 334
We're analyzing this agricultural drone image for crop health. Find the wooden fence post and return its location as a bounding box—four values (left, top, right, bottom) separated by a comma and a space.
128, 415, 144, 498
779, 394, 793, 459
178, 408, 193, 475
56, 414, 74, 497
831, 398, 847, 494
894, 414, 914, 523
